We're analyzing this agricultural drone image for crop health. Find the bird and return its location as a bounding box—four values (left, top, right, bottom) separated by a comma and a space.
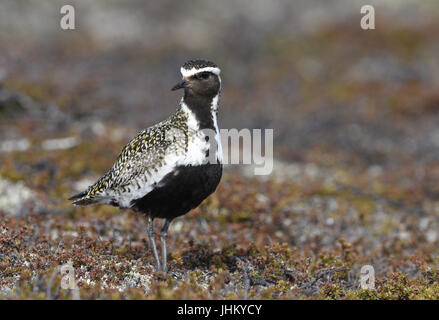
68, 59, 223, 273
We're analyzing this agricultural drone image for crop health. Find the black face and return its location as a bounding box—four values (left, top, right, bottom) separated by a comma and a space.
172, 71, 220, 98
187, 71, 220, 97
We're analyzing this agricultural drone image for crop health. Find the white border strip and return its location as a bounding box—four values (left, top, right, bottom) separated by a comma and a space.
181, 66, 221, 78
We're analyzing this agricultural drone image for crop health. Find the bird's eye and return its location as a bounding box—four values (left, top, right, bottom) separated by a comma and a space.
199, 72, 210, 79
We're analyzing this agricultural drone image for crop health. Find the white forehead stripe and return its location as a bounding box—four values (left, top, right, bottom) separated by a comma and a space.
181, 66, 221, 78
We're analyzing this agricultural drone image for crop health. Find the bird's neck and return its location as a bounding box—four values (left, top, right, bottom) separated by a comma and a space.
181, 92, 220, 130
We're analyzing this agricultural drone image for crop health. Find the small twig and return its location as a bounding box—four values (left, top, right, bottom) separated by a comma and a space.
249, 277, 273, 286
304, 266, 347, 289
285, 267, 305, 283
234, 257, 251, 299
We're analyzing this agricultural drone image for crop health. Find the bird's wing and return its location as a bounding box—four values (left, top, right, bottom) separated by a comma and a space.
70, 119, 188, 206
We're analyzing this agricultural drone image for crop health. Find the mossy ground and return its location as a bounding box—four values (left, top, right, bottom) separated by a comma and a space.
2, 149, 439, 299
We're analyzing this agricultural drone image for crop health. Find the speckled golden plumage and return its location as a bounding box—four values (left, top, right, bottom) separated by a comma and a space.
70, 108, 190, 205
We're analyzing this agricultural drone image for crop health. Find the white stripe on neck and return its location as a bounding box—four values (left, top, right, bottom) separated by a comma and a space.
211, 94, 223, 163
180, 95, 223, 164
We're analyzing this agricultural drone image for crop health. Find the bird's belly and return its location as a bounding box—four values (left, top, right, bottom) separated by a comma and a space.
130, 164, 222, 219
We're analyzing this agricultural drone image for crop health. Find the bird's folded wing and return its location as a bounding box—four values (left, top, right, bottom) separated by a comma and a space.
86, 125, 188, 203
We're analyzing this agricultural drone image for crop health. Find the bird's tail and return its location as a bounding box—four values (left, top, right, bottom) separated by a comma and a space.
68, 190, 98, 206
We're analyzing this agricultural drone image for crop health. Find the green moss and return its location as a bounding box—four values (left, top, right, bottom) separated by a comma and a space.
318, 283, 346, 300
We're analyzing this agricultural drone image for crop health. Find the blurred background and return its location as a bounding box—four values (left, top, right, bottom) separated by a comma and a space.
1, 0, 439, 299
2, 0, 439, 165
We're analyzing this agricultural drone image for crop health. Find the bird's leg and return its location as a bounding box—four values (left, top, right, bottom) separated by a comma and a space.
160, 219, 171, 273
147, 216, 161, 271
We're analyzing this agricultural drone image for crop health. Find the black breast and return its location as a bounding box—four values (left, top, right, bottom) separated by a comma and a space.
130, 164, 222, 219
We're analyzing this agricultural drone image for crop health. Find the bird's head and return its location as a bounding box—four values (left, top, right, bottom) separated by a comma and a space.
172, 59, 221, 98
